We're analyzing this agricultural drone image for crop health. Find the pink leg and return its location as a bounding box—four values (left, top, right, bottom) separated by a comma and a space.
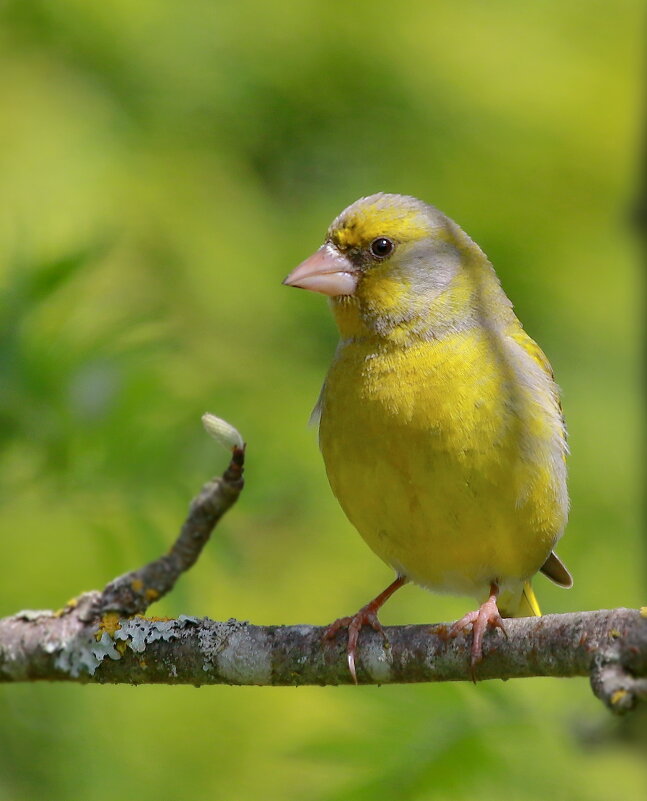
450, 582, 507, 680
324, 576, 408, 684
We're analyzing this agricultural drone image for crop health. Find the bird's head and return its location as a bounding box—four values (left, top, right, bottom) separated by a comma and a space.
283, 193, 490, 341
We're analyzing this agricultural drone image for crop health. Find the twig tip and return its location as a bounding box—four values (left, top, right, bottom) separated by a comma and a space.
202, 413, 245, 452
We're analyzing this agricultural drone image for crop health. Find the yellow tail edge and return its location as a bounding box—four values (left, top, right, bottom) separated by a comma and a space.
517, 581, 542, 617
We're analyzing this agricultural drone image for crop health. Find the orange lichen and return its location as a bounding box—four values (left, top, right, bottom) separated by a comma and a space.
610, 689, 629, 707
145, 588, 160, 602
54, 597, 79, 617
131, 578, 144, 592
95, 612, 122, 640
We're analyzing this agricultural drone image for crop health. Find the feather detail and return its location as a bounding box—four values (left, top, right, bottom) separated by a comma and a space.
540, 551, 573, 588
517, 582, 542, 617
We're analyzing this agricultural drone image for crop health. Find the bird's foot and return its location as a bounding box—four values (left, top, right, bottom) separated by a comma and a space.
324, 605, 387, 684
449, 583, 507, 681
323, 575, 407, 684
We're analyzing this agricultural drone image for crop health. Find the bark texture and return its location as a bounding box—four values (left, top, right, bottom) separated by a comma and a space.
1, 605, 646, 713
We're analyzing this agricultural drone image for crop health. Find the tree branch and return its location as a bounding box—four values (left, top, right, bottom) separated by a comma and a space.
0, 416, 645, 714
94, 444, 244, 618
1, 605, 646, 709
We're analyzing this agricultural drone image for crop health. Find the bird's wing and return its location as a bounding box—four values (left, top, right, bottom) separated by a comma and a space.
509, 328, 567, 443
511, 328, 573, 587
510, 328, 556, 382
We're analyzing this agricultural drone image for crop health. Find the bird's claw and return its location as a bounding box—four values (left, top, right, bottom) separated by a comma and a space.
323, 576, 407, 684
324, 606, 388, 684
449, 593, 506, 681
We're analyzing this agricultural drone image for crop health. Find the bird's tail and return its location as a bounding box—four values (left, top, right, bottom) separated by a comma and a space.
515, 581, 541, 617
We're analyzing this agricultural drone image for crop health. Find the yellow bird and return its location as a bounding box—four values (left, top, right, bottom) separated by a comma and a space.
283, 193, 572, 681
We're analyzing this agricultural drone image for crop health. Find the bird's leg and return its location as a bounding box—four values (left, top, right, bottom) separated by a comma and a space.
324, 575, 408, 684
449, 581, 507, 680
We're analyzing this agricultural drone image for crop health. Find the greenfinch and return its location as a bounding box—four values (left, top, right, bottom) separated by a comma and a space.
283, 193, 572, 681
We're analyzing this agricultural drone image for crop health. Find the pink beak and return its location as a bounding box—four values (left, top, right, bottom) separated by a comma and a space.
282, 244, 358, 297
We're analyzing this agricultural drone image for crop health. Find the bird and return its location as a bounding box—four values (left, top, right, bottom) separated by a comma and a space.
283, 193, 572, 682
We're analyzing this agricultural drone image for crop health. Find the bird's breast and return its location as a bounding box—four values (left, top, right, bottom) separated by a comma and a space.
318, 329, 568, 595
321, 332, 514, 457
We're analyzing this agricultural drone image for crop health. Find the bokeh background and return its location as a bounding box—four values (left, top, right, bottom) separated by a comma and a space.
0, 1, 644, 799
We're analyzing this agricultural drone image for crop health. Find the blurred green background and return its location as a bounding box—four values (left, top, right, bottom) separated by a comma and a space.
0, 1, 644, 799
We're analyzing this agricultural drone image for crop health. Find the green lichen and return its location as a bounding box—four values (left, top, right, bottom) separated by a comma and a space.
113, 618, 182, 653
54, 630, 121, 677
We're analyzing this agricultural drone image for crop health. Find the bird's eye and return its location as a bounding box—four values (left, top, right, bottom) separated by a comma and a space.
370, 237, 394, 258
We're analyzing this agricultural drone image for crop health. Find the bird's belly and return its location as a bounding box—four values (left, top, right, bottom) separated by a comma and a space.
319, 346, 565, 597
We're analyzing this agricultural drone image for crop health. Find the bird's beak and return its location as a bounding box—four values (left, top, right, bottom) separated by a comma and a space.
282, 244, 358, 297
